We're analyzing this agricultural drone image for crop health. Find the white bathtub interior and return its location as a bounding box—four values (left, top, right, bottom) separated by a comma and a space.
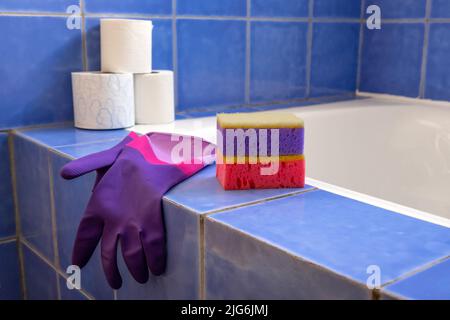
132, 95, 450, 227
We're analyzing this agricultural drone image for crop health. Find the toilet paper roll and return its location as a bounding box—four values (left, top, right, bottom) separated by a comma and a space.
134, 71, 175, 124
71, 72, 135, 130
101, 19, 153, 73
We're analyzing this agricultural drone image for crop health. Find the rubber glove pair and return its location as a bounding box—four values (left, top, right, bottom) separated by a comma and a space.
61, 132, 215, 289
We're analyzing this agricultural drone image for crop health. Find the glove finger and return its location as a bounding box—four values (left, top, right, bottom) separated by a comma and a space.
101, 229, 122, 289
60, 132, 140, 180
141, 230, 166, 276
72, 214, 103, 268
121, 228, 149, 284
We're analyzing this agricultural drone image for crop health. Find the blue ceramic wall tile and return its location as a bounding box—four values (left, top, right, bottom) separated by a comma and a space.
363, 0, 426, 19
13, 136, 54, 260
86, 18, 172, 71
177, 0, 246, 16
0, 0, 74, 13
250, 22, 308, 103
314, 0, 361, 18
59, 276, 89, 300
252, 0, 308, 18
205, 217, 371, 299
310, 23, 359, 97
0, 241, 21, 300
16, 124, 129, 148
208, 190, 450, 288
0, 133, 15, 238
22, 245, 58, 300
84, 0, 172, 15
177, 19, 246, 111
165, 165, 315, 214
431, 0, 450, 18
425, 24, 450, 101
117, 201, 200, 299
50, 153, 114, 299
383, 258, 450, 300
0, 16, 82, 129
360, 23, 424, 97
180, 106, 256, 118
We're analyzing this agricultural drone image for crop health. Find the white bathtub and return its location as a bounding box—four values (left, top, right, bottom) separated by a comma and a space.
133, 95, 450, 227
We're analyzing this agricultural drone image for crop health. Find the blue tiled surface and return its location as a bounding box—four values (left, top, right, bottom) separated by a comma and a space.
56, 139, 123, 159
360, 23, 424, 97
251, 0, 309, 18
0, 133, 15, 238
0, 0, 74, 12
432, 0, 450, 18
364, 0, 426, 19
0, 241, 21, 300
310, 23, 359, 97
314, 0, 361, 18
177, 0, 246, 16
13, 135, 54, 260
383, 258, 450, 300
165, 165, 315, 214
250, 22, 308, 103
22, 245, 58, 300
0, 16, 82, 129
84, 0, 172, 15
117, 201, 200, 299
208, 190, 450, 286
425, 24, 450, 101
50, 154, 114, 300
17, 124, 129, 147
177, 19, 246, 111
86, 18, 172, 72
59, 276, 89, 300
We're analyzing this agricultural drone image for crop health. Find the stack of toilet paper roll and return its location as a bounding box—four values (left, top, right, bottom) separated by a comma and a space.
71, 19, 175, 130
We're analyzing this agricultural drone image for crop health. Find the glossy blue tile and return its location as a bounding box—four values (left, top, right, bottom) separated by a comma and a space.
50, 153, 114, 299
314, 0, 361, 18
209, 190, 450, 286
164, 165, 314, 214
59, 276, 89, 300
84, 0, 171, 15
0, 241, 21, 300
22, 245, 58, 300
205, 217, 371, 299
252, 0, 308, 18
364, 0, 426, 19
117, 201, 200, 299
177, 19, 246, 111
432, 0, 450, 18
17, 124, 129, 147
383, 258, 450, 300
180, 106, 256, 118
425, 24, 450, 101
55, 139, 123, 159
250, 22, 308, 103
360, 24, 424, 97
0, 133, 15, 238
13, 136, 53, 260
86, 18, 172, 71
177, 0, 246, 16
0, 0, 75, 12
311, 23, 359, 97
0, 16, 82, 129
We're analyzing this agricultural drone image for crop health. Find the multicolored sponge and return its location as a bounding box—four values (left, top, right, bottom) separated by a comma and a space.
216, 112, 305, 190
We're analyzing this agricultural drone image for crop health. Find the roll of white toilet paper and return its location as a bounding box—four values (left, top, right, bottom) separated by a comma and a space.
101, 19, 153, 73
134, 70, 175, 124
71, 72, 135, 130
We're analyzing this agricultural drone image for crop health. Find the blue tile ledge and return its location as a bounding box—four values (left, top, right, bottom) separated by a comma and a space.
11, 109, 450, 299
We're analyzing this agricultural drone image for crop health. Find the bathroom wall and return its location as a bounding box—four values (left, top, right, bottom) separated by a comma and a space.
359, 0, 450, 101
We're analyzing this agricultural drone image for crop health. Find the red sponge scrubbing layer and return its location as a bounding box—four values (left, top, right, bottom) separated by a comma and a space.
216, 158, 305, 190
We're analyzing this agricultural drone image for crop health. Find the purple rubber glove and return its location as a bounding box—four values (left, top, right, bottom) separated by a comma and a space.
61, 132, 215, 289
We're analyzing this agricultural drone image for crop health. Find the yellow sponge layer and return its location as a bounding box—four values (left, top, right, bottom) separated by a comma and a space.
217, 112, 304, 129
216, 150, 304, 164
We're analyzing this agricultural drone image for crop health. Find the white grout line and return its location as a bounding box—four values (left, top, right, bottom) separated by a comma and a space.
356, 0, 366, 91
419, 0, 432, 98
244, 0, 251, 104
80, 0, 88, 71
0, 236, 17, 245
305, 0, 314, 98
306, 177, 450, 228
172, 0, 179, 111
